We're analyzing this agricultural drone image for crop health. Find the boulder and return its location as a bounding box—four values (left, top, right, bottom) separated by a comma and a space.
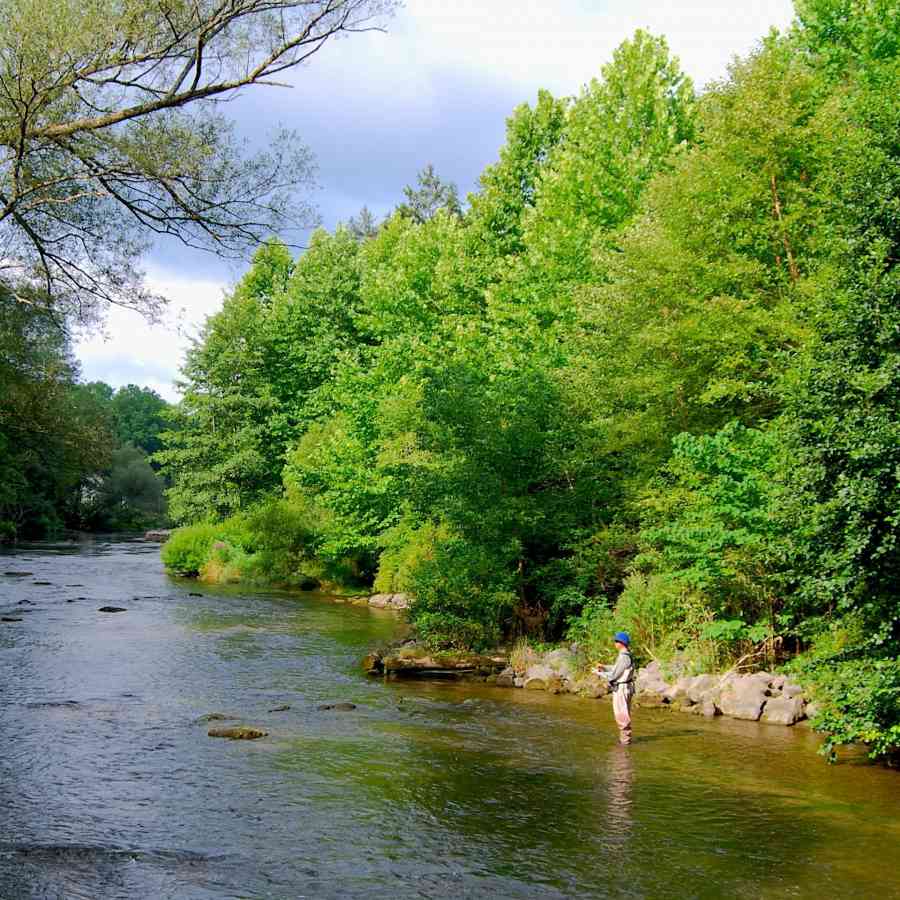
543, 648, 579, 682
782, 680, 804, 699
761, 696, 806, 726
208, 726, 267, 740
577, 673, 608, 699
695, 698, 719, 717
717, 675, 768, 721
687, 674, 720, 704
496, 667, 516, 688
368, 593, 411, 610
523, 664, 555, 691
664, 676, 693, 705
635, 691, 667, 708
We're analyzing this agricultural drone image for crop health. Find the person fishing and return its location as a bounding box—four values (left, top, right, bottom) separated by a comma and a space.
596, 632, 636, 745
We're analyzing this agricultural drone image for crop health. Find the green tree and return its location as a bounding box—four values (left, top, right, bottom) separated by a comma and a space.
111, 385, 170, 457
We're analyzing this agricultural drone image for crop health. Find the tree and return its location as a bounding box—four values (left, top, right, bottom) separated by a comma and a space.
395, 164, 462, 224
346, 205, 380, 241
0, 0, 397, 322
111, 385, 170, 457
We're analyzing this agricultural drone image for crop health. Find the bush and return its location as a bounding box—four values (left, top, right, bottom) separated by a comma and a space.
403, 526, 516, 650
161, 523, 223, 576
788, 612, 900, 762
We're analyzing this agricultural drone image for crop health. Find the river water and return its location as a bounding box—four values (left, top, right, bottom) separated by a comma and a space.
1, 537, 898, 900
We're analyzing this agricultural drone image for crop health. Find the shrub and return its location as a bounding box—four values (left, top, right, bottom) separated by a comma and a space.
404, 525, 516, 650
161, 523, 223, 575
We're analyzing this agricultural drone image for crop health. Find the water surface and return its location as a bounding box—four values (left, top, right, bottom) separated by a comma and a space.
1, 538, 898, 899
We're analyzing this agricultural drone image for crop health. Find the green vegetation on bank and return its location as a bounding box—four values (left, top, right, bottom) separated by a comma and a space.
160, 6, 899, 761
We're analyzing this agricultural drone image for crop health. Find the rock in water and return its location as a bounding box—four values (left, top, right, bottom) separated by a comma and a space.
1, 617, 23, 623
195, 713, 237, 724
317, 702, 357, 711
3, 571, 33, 577
717, 675, 768, 721
98, 606, 127, 613
761, 696, 807, 726
208, 726, 268, 740
268, 705, 291, 713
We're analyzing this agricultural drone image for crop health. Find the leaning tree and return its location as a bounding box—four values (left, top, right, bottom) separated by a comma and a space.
0, 0, 396, 324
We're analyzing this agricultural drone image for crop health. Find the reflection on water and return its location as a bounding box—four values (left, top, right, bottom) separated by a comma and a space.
1, 537, 899, 900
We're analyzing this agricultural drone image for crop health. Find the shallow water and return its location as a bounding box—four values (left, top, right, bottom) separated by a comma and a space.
1, 537, 898, 900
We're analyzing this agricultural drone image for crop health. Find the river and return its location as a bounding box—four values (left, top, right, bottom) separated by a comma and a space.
1, 537, 898, 899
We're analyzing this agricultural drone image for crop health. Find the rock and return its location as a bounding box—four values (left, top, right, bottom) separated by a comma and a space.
577, 673, 608, 699
636, 691, 668, 708
188, 592, 203, 597
144, 529, 172, 542
664, 676, 693, 704
97, 606, 127, 613
687, 674, 720, 704
195, 713, 237, 724
697, 698, 719, 717
514, 676, 525, 688
318, 702, 357, 711
523, 664, 555, 691
543, 648, 579, 682
32, 581, 52, 586
782, 680, 804, 699
367, 593, 411, 610
717, 675, 768, 721
805, 701, 822, 719
496, 667, 516, 688
268, 705, 291, 712
362, 653, 383, 674
1, 616, 22, 622
208, 726, 268, 740
3, 571, 33, 577
761, 696, 806, 726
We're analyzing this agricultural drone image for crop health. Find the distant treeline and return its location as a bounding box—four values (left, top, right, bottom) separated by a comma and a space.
0, 294, 170, 538
160, 5, 899, 760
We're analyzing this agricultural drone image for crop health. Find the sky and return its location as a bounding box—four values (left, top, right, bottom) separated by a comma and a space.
76, 0, 795, 402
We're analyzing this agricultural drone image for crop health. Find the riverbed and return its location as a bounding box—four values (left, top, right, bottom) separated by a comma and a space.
1, 537, 898, 899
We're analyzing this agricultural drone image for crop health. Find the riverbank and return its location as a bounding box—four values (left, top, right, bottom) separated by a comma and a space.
363, 642, 817, 731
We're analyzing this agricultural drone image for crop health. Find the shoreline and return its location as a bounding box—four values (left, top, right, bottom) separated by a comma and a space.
363, 641, 817, 731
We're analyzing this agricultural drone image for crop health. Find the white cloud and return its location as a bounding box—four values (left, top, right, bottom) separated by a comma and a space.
75, 267, 229, 402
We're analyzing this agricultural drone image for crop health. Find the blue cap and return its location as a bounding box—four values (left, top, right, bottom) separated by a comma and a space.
614, 631, 630, 646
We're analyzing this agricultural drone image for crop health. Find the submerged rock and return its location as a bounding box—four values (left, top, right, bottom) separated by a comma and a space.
1, 616, 23, 623
97, 606, 127, 613
317, 702, 357, 711
208, 726, 268, 740
268, 704, 292, 713
195, 713, 237, 724
3, 571, 33, 577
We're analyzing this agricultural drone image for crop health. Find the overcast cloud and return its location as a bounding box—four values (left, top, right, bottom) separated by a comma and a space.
76, 0, 795, 402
